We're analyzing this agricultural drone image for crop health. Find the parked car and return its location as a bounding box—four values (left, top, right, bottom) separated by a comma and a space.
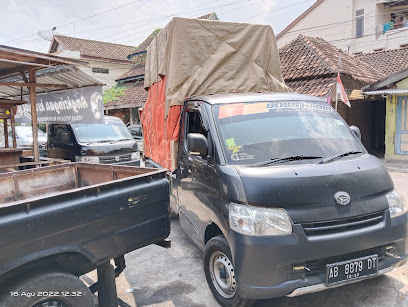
47, 116, 140, 165
128, 124, 144, 153
14, 126, 47, 147
0, 125, 47, 156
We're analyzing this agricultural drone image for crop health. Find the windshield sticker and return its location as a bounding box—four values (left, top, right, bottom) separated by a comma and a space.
243, 103, 269, 115
219, 101, 334, 119
226, 138, 242, 153
231, 152, 255, 161
335, 119, 345, 125
219, 104, 244, 119
266, 102, 334, 113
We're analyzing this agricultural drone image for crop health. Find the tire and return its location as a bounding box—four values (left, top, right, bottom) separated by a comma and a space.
1, 272, 95, 307
204, 236, 255, 307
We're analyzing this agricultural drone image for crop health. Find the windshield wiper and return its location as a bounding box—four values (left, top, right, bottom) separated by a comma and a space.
250, 155, 323, 167
319, 151, 362, 164
96, 140, 113, 143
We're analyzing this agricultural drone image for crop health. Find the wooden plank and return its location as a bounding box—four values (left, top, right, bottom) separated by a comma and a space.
20, 71, 28, 83
0, 81, 69, 88
0, 58, 53, 68
0, 113, 12, 119
0, 99, 26, 105
10, 106, 16, 148
29, 68, 40, 163
0, 46, 87, 66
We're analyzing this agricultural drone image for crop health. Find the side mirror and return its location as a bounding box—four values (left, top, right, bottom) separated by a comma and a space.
350, 125, 361, 141
187, 133, 208, 157
61, 132, 71, 142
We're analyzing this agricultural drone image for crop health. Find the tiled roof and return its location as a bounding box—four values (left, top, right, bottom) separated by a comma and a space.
279, 35, 384, 83
104, 81, 147, 110
197, 12, 219, 20
133, 31, 160, 55
285, 76, 335, 97
116, 61, 145, 81
50, 35, 135, 62
355, 48, 408, 77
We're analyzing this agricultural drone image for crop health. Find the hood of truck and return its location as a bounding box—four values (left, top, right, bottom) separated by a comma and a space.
79, 139, 136, 156
235, 154, 393, 223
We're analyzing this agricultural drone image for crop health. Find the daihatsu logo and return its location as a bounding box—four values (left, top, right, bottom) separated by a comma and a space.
334, 191, 351, 206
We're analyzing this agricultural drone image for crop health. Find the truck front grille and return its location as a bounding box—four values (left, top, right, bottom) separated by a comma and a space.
301, 211, 385, 236
99, 153, 132, 164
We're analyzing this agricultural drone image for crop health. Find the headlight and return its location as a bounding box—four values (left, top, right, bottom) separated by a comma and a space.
229, 203, 292, 236
75, 156, 100, 163
386, 190, 407, 218
131, 152, 140, 160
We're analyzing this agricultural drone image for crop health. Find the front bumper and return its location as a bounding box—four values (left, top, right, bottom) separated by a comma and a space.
227, 211, 408, 299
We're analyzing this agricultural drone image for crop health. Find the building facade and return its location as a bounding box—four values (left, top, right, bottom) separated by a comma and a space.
48, 35, 136, 88
277, 0, 408, 54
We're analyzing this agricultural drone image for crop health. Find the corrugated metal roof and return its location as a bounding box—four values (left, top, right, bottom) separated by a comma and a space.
0, 65, 104, 98
363, 89, 408, 95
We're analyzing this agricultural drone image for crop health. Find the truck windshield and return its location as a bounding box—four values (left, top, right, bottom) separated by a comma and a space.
71, 119, 133, 143
212, 101, 364, 165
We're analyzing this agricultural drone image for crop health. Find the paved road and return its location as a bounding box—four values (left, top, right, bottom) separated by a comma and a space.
86, 172, 408, 307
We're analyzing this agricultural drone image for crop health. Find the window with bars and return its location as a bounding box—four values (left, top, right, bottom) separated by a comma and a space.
356, 9, 364, 38
92, 67, 109, 74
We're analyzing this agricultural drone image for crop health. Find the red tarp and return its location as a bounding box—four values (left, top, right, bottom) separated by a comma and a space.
140, 76, 181, 171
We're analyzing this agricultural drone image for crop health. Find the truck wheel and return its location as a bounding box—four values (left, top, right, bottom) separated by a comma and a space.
204, 236, 255, 307
1, 272, 95, 307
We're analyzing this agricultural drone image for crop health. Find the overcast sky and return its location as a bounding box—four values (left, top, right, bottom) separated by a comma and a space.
0, 0, 316, 53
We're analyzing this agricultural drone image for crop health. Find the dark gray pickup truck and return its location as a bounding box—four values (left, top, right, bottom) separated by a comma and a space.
0, 163, 170, 307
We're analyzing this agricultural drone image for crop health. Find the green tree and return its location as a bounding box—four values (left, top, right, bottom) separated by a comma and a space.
103, 84, 126, 104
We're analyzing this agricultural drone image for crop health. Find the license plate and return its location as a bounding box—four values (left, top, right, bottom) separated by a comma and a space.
326, 255, 378, 286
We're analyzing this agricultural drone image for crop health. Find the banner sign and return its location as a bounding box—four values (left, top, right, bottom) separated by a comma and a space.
16, 86, 104, 124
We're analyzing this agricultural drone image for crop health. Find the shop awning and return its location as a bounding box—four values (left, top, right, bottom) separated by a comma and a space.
0, 45, 104, 163
363, 89, 408, 95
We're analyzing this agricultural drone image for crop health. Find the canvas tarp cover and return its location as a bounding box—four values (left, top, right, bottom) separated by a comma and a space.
142, 17, 289, 171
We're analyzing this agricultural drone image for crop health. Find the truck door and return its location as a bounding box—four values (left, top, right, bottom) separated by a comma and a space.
177, 103, 213, 249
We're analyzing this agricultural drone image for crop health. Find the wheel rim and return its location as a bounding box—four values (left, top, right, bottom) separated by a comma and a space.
209, 251, 237, 298
33, 300, 64, 307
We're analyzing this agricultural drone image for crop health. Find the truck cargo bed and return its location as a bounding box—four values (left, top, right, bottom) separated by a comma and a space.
0, 162, 170, 278
0, 162, 160, 205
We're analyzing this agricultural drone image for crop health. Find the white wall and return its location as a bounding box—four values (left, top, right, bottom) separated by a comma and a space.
78, 59, 133, 89
277, 0, 353, 51
277, 0, 408, 53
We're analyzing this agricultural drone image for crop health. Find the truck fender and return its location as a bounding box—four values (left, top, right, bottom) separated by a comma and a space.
0, 246, 97, 280
205, 218, 229, 247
